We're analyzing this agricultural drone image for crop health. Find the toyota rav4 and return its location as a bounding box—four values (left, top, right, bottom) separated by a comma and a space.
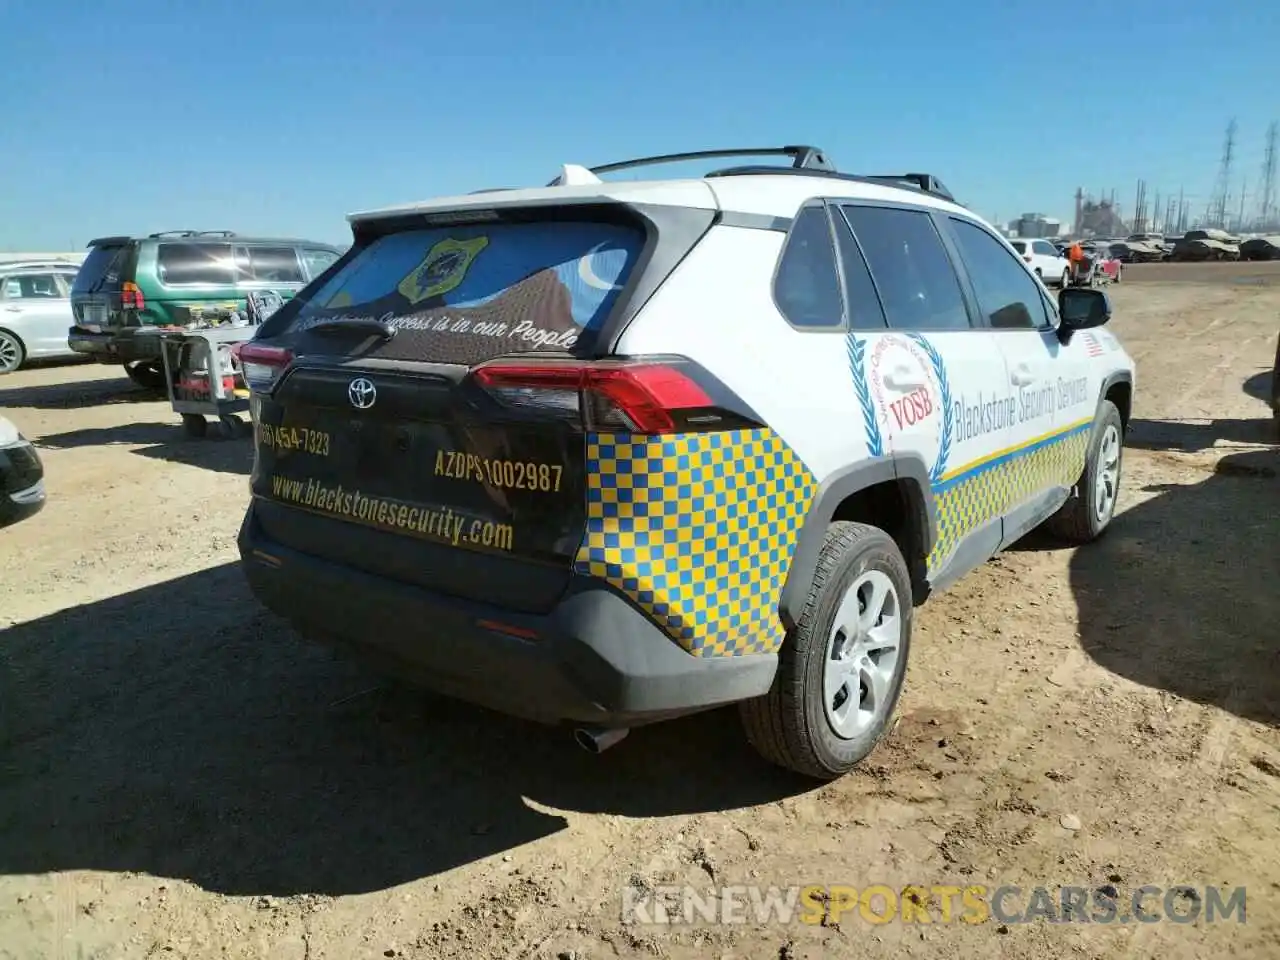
236, 146, 1135, 779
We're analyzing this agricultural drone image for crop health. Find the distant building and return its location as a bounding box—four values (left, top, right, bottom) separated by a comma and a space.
1007, 214, 1062, 239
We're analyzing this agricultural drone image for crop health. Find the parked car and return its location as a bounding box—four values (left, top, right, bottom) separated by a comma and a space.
1170, 229, 1241, 262
0, 414, 45, 527
236, 144, 1135, 780
1008, 238, 1071, 286
1240, 236, 1280, 261
0, 259, 83, 373
68, 232, 344, 388
1072, 246, 1123, 285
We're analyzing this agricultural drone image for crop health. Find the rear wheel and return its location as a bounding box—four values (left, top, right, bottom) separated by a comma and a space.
0, 330, 26, 373
124, 360, 165, 390
740, 521, 912, 780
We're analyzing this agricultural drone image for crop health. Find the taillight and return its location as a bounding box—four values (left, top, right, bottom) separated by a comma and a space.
471, 357, 712, 434
1022, 255, 1033, 263
239, 343, 294, 392
121, 281, 145, 310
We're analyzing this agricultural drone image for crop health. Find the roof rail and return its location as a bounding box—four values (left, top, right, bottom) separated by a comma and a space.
583, 145, 837, 178
865, 173, 957, 203
146, 230, 237, 239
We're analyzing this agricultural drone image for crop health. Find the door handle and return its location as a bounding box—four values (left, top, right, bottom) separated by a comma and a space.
882, 366, 925, 391
1010, 365, 1035, 386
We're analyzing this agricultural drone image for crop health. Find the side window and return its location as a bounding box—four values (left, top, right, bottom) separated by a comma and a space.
839, 205, 972, 331
247, 246, 305, 283
773, 205, 845, 328
301, 247, 339, 279
157, 242, 235, 285
5, 273, 62, 299
948, 218, 1048, 330
830, 210, 888, 330
1032, 240, 1057, 257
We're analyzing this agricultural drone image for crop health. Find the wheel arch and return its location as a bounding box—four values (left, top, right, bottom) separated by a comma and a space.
780, 455, 937, 626
1099, 370, 1132, 433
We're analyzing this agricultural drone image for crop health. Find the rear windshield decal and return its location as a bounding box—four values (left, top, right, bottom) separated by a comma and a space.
291, 222, 642, 364
399, 236, 490, 303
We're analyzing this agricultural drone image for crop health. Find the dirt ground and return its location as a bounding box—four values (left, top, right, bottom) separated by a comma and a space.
1, 265, 1277, 960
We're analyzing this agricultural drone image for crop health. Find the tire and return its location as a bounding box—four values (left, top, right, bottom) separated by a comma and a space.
124, 360, 165, 390
740, 521, 912, 780
0, 329, 26, 373
218, 414, 245, 438
1045, 400, 1124, 544
1114, 267, 1122, 283
182, 414, 208, 439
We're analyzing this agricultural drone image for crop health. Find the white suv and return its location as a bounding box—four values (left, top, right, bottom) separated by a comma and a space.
1009, 238, 1071, 287
236, 146, 1135, 780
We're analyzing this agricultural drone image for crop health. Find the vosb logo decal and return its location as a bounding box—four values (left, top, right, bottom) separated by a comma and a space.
849, 332, 954, 483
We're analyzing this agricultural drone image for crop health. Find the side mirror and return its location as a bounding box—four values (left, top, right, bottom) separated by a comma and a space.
1057, 287, 1111, 342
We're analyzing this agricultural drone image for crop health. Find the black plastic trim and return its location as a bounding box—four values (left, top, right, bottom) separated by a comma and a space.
778, 454, 937, 627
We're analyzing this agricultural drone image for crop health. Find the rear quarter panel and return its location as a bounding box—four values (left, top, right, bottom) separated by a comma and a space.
614, 224, 859, 482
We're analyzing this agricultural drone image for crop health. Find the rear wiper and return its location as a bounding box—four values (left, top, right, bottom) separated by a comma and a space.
308, 318, 397, 341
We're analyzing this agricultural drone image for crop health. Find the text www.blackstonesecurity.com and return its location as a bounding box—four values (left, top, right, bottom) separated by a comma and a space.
270, 475, 514, 550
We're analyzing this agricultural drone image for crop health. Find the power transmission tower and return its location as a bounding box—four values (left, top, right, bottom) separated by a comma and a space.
1259, 121, 1278, 228
1207, 118, 1237, 228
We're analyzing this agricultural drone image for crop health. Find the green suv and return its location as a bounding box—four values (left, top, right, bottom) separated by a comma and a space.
68, 231, 343, 388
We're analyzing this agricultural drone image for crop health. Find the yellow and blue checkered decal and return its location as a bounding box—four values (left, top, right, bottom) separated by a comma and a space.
928, 420, 1091, 571
573, 429, 817, 658
847, 329, 1093, 575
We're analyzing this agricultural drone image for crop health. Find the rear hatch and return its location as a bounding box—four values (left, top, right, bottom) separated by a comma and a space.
242, 186, 719, 613
70, 239, 135, 331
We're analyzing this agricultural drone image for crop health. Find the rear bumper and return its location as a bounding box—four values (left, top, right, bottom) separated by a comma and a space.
237, 503, 778, 727
0, 441, 46, 528
67, 327, 165, 364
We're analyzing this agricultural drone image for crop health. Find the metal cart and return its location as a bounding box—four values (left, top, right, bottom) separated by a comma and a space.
158, 290, 285, 439
159, 325, 255, 438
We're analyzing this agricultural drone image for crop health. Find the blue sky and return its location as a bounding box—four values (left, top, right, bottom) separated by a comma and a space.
1, 0, 1274, 250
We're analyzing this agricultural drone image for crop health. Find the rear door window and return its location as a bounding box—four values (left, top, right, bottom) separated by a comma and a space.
71, 243, 130, 296
286, 220, 645, 365
156, 242, 235, 286
246, 245, 306, 283
839, 205, 972, 331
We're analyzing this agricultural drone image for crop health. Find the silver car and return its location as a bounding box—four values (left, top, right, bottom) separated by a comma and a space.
0, 259, 83, 373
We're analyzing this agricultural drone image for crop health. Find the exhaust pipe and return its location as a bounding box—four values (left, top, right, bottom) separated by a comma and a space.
573, 726, 629, 754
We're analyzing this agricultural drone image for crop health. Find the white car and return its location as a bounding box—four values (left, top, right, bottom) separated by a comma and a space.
235, 145, 1135, 780
1009, 238, 1071, 287
0, 259, 82, 373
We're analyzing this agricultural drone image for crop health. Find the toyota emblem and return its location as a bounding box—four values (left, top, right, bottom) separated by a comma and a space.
348, 377, 377, 409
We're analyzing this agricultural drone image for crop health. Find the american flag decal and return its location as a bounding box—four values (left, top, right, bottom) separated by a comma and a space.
1082, 332, 1105, 357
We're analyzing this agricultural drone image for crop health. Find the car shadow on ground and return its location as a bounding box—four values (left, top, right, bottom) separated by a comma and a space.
1126, 416, 1275, 451
35, 422, 252, 476
0, 375, 160, 410
1070, 447, 1280, 728
0, 563, 810, 898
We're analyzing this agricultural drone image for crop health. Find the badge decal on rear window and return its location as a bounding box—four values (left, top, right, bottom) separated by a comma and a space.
398, 236, 490, 304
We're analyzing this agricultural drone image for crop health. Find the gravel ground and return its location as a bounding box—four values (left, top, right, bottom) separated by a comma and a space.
1, 268, 1278, 959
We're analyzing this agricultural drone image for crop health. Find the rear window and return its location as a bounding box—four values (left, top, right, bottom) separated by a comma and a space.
1009, 241, 1027, 253
156, 242, 234, 286
71, 243, 130, 295
288, 221, 644, 364
301, 246, 339, 278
